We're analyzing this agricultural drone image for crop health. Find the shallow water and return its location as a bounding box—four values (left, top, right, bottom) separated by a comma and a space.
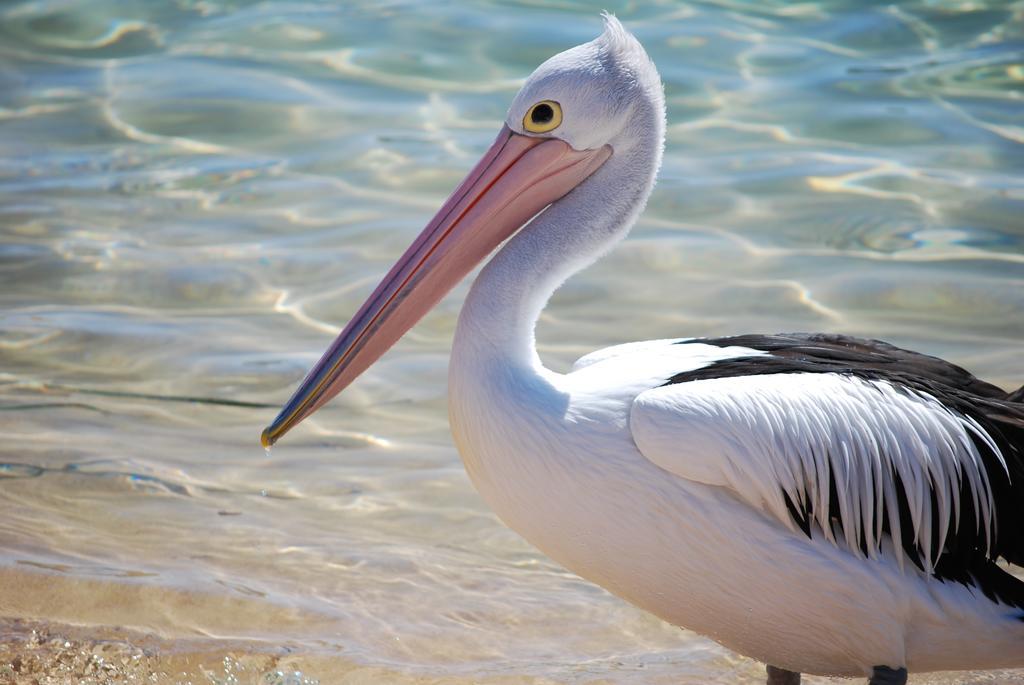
1, 0, 1023, 683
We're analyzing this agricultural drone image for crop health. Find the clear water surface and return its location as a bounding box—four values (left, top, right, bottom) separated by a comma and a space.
1, 0, 1022, 683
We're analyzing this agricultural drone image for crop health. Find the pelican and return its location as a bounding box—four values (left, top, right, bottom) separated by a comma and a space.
262, 16, 1024, 684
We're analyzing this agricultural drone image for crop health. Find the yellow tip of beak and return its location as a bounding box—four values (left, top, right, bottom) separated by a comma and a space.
260, 427, 274, 450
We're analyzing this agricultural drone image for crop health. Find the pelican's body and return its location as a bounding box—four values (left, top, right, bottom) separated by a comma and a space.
451, 334, 1023, 676
264, 16, 1024, 683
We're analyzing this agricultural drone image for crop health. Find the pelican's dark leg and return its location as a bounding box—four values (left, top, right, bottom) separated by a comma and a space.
868, 666, 907, 685
766, 665, 800, 685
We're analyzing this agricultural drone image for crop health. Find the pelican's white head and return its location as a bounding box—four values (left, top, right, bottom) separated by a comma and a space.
263, 15, 664, 447
508, 14, 665, 155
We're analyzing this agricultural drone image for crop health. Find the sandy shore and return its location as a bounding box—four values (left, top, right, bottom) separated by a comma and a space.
0, 619, 566, 685
0, 619, 315, 685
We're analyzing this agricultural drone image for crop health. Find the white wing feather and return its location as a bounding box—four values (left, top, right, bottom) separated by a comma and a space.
572, 338, 691, 371
630, 372, 1004, 571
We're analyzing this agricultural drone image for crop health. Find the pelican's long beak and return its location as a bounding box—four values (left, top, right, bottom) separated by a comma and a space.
261, 126, 611, 447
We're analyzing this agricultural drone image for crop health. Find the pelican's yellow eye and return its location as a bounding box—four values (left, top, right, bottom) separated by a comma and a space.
523, 100, 562, 134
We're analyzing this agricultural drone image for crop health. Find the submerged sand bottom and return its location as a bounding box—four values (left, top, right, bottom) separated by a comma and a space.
0, 565, 562, 685
2, 565, 1023, 685
0, 562, 330, 685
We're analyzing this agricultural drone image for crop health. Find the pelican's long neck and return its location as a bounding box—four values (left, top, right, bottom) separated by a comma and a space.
453, 108, 663, 377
